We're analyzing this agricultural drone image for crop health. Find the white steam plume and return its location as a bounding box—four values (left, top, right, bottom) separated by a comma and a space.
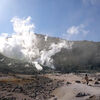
0, 17, 39, 61
38, 40, 73, 68
44, 35, 48, 41
0, 16, 73, 70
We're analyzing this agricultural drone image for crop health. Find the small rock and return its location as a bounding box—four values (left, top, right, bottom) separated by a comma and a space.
76, 92, 89, 97
66, 82, 71, 85
53, 97, 57, 100
95, 81, 100, 84
89, 84, 92, 86
86, 95, 96, 100
7, 93, 12, 96
97, 78, 100, 81
15, 89, 21, 93
89, 79, 93, 81
75, 81, 81, 83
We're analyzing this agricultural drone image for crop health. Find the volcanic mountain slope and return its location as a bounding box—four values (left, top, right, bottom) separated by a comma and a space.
0, 53, 38, 74
53, 40, 100, 73
0, 34, 100, 74
33, 34, 100, 72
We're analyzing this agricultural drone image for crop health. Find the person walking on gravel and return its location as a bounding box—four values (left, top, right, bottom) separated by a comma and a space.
85, 74, 89, 85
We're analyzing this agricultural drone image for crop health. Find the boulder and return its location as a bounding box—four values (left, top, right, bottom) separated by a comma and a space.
76, 92, 90, 97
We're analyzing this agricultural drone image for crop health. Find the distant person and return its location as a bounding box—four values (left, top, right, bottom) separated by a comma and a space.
85, 74, 89, 85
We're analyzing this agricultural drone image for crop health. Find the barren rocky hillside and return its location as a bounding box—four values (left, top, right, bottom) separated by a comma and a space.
0, 34, 100, 74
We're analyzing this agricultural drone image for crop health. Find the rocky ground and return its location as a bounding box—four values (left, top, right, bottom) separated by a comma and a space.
0, 73, 100, 100
0, 74, 63, 100
48, 73, 100, 100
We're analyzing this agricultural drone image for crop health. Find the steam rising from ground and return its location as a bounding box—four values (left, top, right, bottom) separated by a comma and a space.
0, 16, 73, 70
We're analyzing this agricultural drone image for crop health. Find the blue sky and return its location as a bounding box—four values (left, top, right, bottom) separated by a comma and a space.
0, 0, 100, 41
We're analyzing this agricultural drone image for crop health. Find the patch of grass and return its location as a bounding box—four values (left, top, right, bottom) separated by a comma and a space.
0, 77, 34, 85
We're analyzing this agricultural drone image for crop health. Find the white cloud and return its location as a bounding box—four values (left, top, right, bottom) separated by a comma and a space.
67, 26, 79, 35
67, 24, 89, 35
82, 0, 99, 5
62, 24, 89, 40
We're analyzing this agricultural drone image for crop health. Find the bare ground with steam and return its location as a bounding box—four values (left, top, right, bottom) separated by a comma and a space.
0, 73, 100, 100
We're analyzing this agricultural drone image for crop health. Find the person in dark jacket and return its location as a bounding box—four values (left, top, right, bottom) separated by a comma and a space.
85, 74, 89, 85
